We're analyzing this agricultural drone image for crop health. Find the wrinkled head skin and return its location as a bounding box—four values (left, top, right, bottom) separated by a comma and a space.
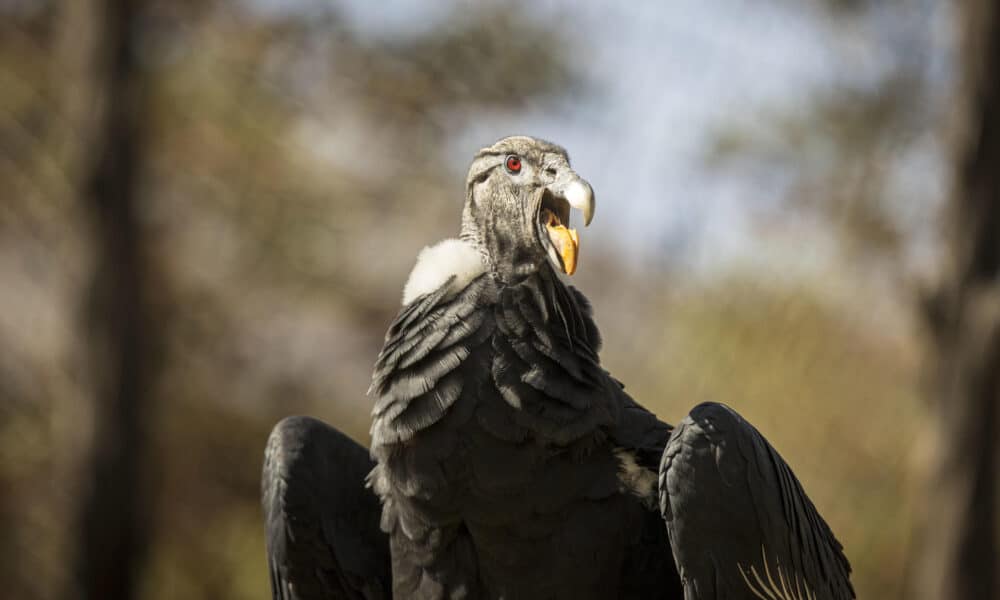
461, 135, 595, 282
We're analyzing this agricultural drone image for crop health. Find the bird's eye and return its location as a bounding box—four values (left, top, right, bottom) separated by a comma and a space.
505, 155, 522, 174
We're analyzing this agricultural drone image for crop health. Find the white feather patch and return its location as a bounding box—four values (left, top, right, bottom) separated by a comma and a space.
614, 448, 658, 507
402, 238, 486, 305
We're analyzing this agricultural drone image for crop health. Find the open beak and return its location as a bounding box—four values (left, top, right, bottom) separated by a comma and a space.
540, 175, 595, 275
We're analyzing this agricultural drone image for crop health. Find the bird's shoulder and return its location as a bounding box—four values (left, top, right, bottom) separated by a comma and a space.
369, 252, 495, 448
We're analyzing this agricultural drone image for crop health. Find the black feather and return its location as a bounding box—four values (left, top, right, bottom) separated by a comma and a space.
262, 417, 390, 600
659, 402, 855, 600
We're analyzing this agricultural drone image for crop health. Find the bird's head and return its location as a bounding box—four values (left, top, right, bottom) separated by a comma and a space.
461, 135, 595, 282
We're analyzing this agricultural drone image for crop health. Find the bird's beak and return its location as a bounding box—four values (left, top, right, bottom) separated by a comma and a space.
552, 176, 595, 227
541, 174, 595, 276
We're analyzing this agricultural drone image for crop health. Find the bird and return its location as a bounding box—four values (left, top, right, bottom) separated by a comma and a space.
261, 135, 855, 600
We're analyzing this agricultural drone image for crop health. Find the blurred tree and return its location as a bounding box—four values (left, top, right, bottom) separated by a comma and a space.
706, 0, 943, 272
910, 0, 1000, 597
63, 0, 158, 599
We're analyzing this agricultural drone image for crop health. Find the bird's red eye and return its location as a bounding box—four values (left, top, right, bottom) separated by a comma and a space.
505, 155, 522, 174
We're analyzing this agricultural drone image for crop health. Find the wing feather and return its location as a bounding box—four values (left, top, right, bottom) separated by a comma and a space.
658, 402, 853, 600
262, 416, 390, 600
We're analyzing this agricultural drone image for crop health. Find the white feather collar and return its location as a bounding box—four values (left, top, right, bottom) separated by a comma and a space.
402, 239, 486, 305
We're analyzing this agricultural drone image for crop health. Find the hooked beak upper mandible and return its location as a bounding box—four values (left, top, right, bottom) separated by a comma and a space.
549, 173, 595, 227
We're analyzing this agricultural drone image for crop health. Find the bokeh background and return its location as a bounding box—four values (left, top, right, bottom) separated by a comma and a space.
2, 0, 997, 598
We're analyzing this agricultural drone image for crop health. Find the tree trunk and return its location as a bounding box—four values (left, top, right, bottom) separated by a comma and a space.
64, 0, 155, 598
911, 0, 1000, 598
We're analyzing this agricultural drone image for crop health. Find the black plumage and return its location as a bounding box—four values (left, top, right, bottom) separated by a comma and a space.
261, 136, 855, 599
660, 403, 853, 600
262, 417, 390, 599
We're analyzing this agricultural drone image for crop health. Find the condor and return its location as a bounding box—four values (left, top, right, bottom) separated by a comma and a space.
262, 136, 854, 600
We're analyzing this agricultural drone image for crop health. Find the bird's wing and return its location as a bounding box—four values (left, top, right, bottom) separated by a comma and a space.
659, 402, 854, 600
262, 416, 390, 600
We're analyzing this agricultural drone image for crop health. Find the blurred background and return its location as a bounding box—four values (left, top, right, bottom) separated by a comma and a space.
2, 0, 998, 598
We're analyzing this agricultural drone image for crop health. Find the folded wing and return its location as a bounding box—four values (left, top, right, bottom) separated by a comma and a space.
262, 416, 390, 600
659, 402, 854, 600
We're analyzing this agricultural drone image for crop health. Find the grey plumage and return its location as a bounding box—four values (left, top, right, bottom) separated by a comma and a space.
261, 136, 854, 600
